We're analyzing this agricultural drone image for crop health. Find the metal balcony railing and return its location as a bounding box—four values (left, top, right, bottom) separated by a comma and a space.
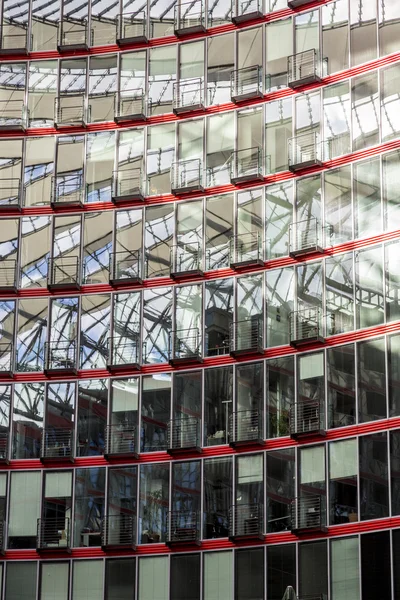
230, 147, 263, 184
0, 343, 13, 375
37, 517, 71, 551
102, 514, 136, 548
0, 178, 21, 210
0, 99, 27, 130
107, 335, 140, 369
0, 259, 17, 291
112, 168, 144, 202
116, 90, 146, 121
170, 242, 202, 278
174, 0, 205, 35
229, 317, 263, 356
105, 424, 137, 457
173, 78, 204, 114
44, 340, 77, 373
51, 175, 84, 208
168, 417, 201, 451
41, 428, 73, 460
0, 28, 29, 53
55, 95, 86, 127
288, 131, 323, 172
171, 159, 204, 194
0, 432, 9, 462
109, 250, 142, 284
289, 399, 325, 439
231, 0, 262, 23
290, 496, 326, 533
289, 306, 324, 347
58, 21, 90, 51
229, 409, 263, 445
48, 256, 80, 289
288, 49, 322, 89
289, 217, 323, 257
231, 65, 263, 102
229, 503, 263, 539
117, 12, 147, 44
230, 232, 262, 267
167, 510, 200, 545
169, 328, 202, 364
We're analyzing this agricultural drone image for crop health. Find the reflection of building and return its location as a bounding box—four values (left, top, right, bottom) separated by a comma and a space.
0, 0, 400, 598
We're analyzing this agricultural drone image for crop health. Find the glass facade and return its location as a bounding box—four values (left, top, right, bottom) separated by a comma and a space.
0, 0, 399, 598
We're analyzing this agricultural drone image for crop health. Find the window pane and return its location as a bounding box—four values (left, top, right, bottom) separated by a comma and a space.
105, 559, 135, 600
6, 562, 37, 600
331, 537, 360, 600
40, 562, 69, 600
235, 548, 264, 600
359, 432, 389, 520
138, 557, 168, 600
204, 551, 232, 600
361, 531, 391, 600
267, 544, 295, 600
170, 554, 200, 600
72, 561, 103, 600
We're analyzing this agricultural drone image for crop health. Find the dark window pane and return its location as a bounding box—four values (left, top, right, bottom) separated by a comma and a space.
267, 544, 295, 600
235, 548, 264, 600
170, 554, 200, 600
299, 541, 327, 597
361, 531, 391, 600
105, 559, 135, 600
359, 432, 389, 520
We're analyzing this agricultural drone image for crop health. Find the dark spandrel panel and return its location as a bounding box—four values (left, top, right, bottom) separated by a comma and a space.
170, 554, 200, 600
299, 540, 328, 598
361, 531, 391, 600
235, 547, 264, 600
267, 544, 296, 600
359, 432, 389, 521
105, 558, 136, 600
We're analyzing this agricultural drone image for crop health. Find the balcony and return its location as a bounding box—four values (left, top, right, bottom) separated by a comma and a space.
44, 340, 78, 375
171, 159, 204, 195
58, 20, 90, 51
0, 432, 9, 463
288, 131, 323, 172
170, 242, 203, 279
55, 95, 86, 128
115, 90, 146, 122
105, 424, 138, 458
231, 0, 262, 24
230, 147, 263, 185
116, 12, 147, 45
0, 27, 29, 54
51, 175, 84, 208
230, 232, 263, 269
40, 428, 74, 462
0, 178, 21, 211
290, 496, 326, 534
167, 417, 201, 453
109, 250, 142, 285
173, 78, 205, 114
37, 517, 71, 553
101, 515, 136, 550
166, 510, 200, 546
230, 65, 263, 103
289, 217, 323, 257
288, 49, 323, 89
112, 168, 145, 202
289, 398, 325, 439
289, 307, 324, 347
107, 335, 140, 371
229, 409, 263, 447
0, 99, 27, 130
48, 256, 80, 290
174, 0, 205, 35
0, 259, 17, 291
229, 503, 263, 541
169, 328, 202, 365
229, 317, 263, 357
0, 343, 13, 377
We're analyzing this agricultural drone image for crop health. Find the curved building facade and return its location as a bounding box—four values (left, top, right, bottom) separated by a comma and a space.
0, 0, 399, 598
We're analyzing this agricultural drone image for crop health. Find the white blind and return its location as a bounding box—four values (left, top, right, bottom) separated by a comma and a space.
330, 439, 357, 480
9, 472, 41, 536
238, 454, 263, 484
73, 561, 103, 600
266, 18, 292, 61
300, 445, 325, 484
299, 352, 324, 380
0, 473, 6, 497
40, 563, 69, 600
331, 537, 360, 600
204, 552, 233, 600
112, 380, 139, 413
45, 472, 72, 498
138, 557, 168, 600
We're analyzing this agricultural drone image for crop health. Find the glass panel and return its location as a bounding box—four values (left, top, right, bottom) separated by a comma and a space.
32, 0, 59, 50
266, 356, 294, 438
172, 460, 201, 512
203, 457, 232, 538
25, 137, 55, 207
361, 531, 391, 600
86, 132, 115, 202
148, 46, 176, 115
20, 216, 51, 288
80, 295, 110, 368
74, 468, 106, 546
350, 0, 377, 65
139, 463, 169, 543
6, 563, 37, 600
146, 124, 175, 195
141, 374, 170, 452
295, 10, 319, 54
325, 253, 354, 335
265, 181, 293, 259
235, 548, 264, 600
322, 0, 349, 74
323, 82, 351, 158
267, 544, 296, 600
110, 377, 139, 437
379, 0, 400, 56
207, 33, 234, 105
359, 432, 389, 520
105, 559, 135, 600
327, 344, 356, 428
267, 448, 295, 533
88, 57, 117, 123
8, 472, 41, 548
356, 246, 384, 329
331, 537, 360, 600
236, 453, 263, 506
145, 205, 174, 278
265, 98, 292, 174
266, 18, 292, 91
138, 557, 168, 600
205, 194, 233, 270
383, 151, 400, 231
204, 365, 232, 446
389, 334, 400, 417
40, 562, 69, 600
206, 113, 234, 186
77, 379, 108, 456
352, 73, 379, 151
266, 267, 294, 348
205, 279, 233, 358
390, 430, 400, 515
72, 561, 103, 599
28, 62, 58, 127
238, 27, 262, 69
143, 287, 172, 364
170, 554, 200, 600
16, 298, 47, 371
358, 338, 386, 423
329, 439, 358, 525
299, 541, 328, 597
13, 382, 44, 458
324, 166, 352, 244
204, 551, 233, 600
381, 63, 400, 141
354, 158, 381, 239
